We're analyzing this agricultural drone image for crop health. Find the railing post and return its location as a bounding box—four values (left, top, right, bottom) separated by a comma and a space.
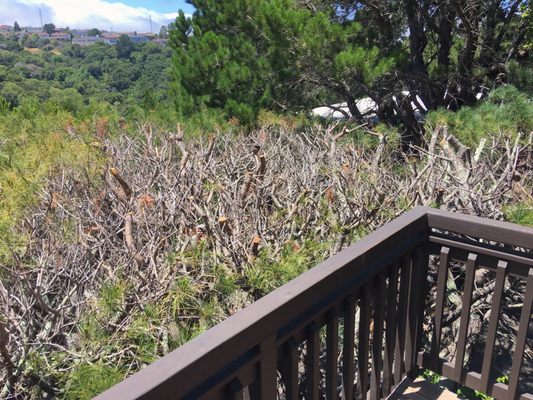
326, 309, 339, 400
478, 260, 507, 393
394, 255, 411, 384
406, 243, 429, 378
507, 268, 533, 400
306, 322, 321, 400
281, 338, 299, 400
343, 295, 356, 400
447, 253, 477, 383
414, 243, 430, 373
358, 284, 372, 400
383, 264, 399, 396
370, 274, 386, 400
228, 378, 247, 400
249, 334, 277, 400
431, 246, 450, 371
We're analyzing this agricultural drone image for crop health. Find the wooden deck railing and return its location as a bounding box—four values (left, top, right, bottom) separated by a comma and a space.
95, 207, 533, 400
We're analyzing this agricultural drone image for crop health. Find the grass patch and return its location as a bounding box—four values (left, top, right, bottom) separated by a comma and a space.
0, 106, 105, 262
64, 363, 125, 400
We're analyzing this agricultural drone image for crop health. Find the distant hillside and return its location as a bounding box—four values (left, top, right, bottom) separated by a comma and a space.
0, 35, 173, 119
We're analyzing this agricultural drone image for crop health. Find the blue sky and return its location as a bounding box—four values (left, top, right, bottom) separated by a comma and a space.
109, 0, 194, 14
0, 0, 195, 32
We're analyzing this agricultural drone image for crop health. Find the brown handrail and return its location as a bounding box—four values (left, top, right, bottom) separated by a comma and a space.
420, 209, 533, 400
94, 207, 533, 400
427, 208, 533, 250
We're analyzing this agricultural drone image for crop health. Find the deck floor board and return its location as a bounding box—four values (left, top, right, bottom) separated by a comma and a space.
388, 378, 458, 400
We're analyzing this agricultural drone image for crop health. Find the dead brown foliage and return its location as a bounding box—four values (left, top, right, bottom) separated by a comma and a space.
0, 122, 530, 397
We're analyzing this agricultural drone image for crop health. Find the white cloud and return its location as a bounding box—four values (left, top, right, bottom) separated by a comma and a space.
0, 0, 181, 32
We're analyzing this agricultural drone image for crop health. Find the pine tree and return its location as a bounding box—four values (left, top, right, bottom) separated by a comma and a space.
170, 0, 531, 146
43, 23, 55, 35
170, 5, 274, 124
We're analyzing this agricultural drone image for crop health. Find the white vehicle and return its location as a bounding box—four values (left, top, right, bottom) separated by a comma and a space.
311, 91, 428, 122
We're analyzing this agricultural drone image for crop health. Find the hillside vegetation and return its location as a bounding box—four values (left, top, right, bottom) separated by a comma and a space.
0, 0, 532, 398
0, 107, 531, 398
0, 35, 174, 123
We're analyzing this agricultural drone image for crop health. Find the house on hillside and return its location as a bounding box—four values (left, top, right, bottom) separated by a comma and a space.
101, 33, 120, 45
70, 29, 89, 37
72, 36, 103, 46
128, 33, 150, 44
35, 32, 50, 40
0, 26, 12, 37
23, 27, 43, 33
51, 32, 70, 41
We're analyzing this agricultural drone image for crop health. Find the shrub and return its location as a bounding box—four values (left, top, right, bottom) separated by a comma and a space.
425, 85, 533, 146
64, 363, 125, 400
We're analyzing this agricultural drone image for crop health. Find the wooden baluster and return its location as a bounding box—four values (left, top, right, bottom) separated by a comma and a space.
327, 309, 339, 400
370, 274, 386, 400
228, 378, 246, 400
405, 245, 429, 378
358, 284, 372, 400
285, 338, 299, 400
383, 265, 399, 396
507, 268, 533, 400
479, 261, 507, 393
343, 295, 356, 400
394, 255, 410, 384
451, 253, 477, 383
405, 249, 418, 376
306, 322, 320, 400
258, 335, 277, 400
431, 246, 450, 370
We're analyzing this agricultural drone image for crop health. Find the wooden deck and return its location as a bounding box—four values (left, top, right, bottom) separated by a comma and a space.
389, 378, 458, 400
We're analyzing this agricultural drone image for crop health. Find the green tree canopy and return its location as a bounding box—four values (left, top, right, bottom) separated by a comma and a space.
116, 34, 134, 58
171, 0, 531, 146
87, 28, 101, 37
43, 23, 56, 35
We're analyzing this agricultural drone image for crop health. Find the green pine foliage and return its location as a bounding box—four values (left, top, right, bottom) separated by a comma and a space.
63, 363, 125, 400
426, 85, 533, 146
504, 203, 533, 227
244, 238, 331, 296
170, 0, 398, 123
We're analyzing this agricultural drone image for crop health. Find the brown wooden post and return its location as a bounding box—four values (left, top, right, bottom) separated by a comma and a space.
358, 285, 372, 400
259, 335, 277, 400
283, 338, 299, 400
507, 268, 533, 400
413, 243, 430, 376
370, 274, 386, 400
383, 264, 399, 396
343, 295, 356, 400
451, 253, 477, 383
326, 309, 339, 400
306, 323, 321, 400
479, 261, 507, 392
431, 246, 450, 370
394, 255, 411, 384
